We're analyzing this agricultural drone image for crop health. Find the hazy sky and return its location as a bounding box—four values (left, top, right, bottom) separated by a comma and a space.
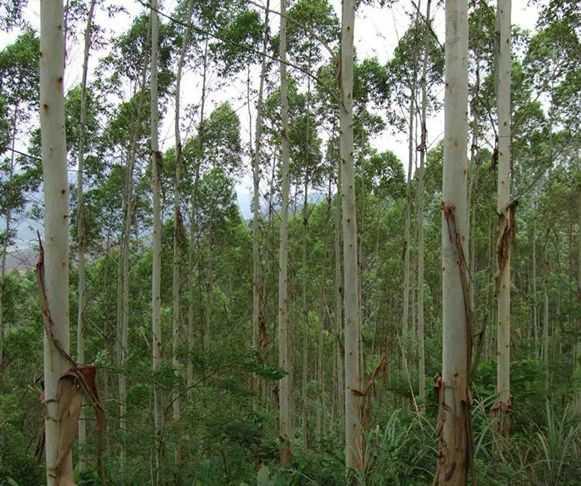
1, 0, 539, 247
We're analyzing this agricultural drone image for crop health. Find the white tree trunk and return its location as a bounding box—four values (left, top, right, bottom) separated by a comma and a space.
150, 2, 163, 483
417, 0, 432, 407
76, 0, 97, 471
334, 173, 345, 425
252, 0, 270, 401
40, 1, 72, 483
340, 0, 363, 472
494, 0, 513, 435
278, 0, 293, 465
436, 0, 471, 483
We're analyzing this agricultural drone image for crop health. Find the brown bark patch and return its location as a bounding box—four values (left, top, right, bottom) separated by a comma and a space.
36, 234, 106, 483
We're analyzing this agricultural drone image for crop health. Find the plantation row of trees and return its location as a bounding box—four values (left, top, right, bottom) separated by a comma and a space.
0, 0, 579, 484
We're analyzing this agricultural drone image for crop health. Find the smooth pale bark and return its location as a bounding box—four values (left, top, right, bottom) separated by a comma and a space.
150, 3, 163, 483
341, 0, 363, 472
76, 0, 97, 471
401, 89, 415, 380
172, 0, 194, 458
494, 0, 512, 434
252, 0, 270, 401
302, 177, 310, 448
334, 171, 345, 426
118, 97, 141, 472
417, 0, 432, 406
278, 0, 292, 465
436, 0, 471, 483
40, 1, 72, 483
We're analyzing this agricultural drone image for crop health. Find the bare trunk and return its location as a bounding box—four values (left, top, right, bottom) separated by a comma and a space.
401, 94, 414, 379
172, 0, 194, 463
493, 0, 513, 435
416, 0, 431, 407
76, 0, 97, 471
341, 0, 363, 472
252, 0, 270, 403
40, 1, 72, 483
436, 0, 471, 482
334, 169, 344, 429
278, 0, 292, 465
150, 3, 163, 483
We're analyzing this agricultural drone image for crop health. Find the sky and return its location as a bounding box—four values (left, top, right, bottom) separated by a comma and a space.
1, 0, 539, 248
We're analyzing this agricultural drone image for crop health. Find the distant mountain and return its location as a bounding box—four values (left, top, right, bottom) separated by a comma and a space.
4, 247, 36, 273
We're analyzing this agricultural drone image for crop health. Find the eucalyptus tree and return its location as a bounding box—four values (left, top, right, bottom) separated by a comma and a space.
96, 11, 175, 472
278, 0, 292, 465
493, 0, 513, 435
435, 0, 472, 483
340, 0, 364, 473
385, 17, 443, 383
0, 31, 39, 366
73, 0, 97, 469
149, 1, 163, 483
39, 0, 71, 483
286, 0, 338, 442
416, 0, 433, 406
171, 0, 194, 442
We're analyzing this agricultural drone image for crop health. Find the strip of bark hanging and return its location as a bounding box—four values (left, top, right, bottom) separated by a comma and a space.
353, 353, 388, 430
36, 233, 106, 484
437, 204, 474, 482
495, 201, 517, 293
443, 205, 473, 375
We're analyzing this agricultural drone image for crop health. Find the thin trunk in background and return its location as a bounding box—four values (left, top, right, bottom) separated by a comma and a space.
278, 0, 292, 465
76, 0, 97, 471
416, 0, 432, 407
334, 165, 344, 428
493, 0, 513, 435
150, 2, 163, 483
401, 89, 414, 380
172, 0, 194, 463
341, 0, 363, 472
40, 0, 72, 483
252, 0, 270, 401
435, 0, 471, 482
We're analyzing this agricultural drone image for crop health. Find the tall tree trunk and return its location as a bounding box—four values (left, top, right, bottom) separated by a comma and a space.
334, 168, 344, 430
301, 175, 310, 448
278, 0, 292, 465
401, 91, 414, 381
341, 0, 363, 472
252, 0, 270, 403
417, 0, 432, 407
40, 1, 72, 483
493, 0, 513, 435
172, 0, 194, 464
150, 3, 163, 483
436, 0, 471, 483
76, 0, 97, 471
